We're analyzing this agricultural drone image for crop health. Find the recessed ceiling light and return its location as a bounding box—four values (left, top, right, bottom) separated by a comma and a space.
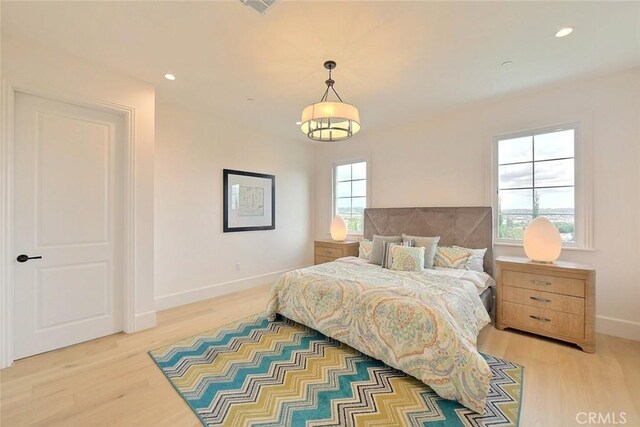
555, 27, 574, 38
164, 73, 176, 81
247, 97, 255, 101
296, 121, 302, 126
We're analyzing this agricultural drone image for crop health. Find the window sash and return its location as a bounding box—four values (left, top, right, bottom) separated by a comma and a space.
336, 178, 366, 183
499, 184, 574, 191
333, 161, 367, 234
499, 156, 574, 167
494, 124, 579, 245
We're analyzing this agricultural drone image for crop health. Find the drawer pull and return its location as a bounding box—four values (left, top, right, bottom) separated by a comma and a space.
530, 279, 551, 286
529, 296, 551, 303
529, 315, 551, 322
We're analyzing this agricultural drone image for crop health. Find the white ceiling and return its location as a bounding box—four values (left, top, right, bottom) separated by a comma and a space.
3, 1, 640, 140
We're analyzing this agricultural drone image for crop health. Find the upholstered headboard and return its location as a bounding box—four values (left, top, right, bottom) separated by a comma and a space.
363, 207, 494, 276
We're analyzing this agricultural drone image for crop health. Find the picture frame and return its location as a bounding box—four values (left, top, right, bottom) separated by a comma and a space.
223, 169, 275, 232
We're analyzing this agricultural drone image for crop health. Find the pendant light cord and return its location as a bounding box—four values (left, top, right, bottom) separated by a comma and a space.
319, 67, 344, 103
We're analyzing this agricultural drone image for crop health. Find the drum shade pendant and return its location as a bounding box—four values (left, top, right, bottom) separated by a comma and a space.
301, 60, 360, 142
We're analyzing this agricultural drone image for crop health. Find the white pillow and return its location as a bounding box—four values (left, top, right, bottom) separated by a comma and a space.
453, 246, 487, 272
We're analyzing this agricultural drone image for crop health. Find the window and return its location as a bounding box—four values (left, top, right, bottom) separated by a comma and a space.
334, 161, 367, 234
495, 125, 577, 244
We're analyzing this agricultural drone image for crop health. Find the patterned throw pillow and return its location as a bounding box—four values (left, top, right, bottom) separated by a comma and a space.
391, 246, 425, 272
434, 246, 473, 269
452, 246, 487, 272
381, 240, 413, 269
402, 234, 440, 269
359, 240, 373, 260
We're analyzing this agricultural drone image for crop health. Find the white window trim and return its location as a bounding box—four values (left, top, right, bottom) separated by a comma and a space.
332, 158, 370, 237
490, 121, 594, 250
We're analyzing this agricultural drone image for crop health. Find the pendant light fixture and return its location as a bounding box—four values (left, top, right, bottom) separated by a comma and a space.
300, 60, 360, 142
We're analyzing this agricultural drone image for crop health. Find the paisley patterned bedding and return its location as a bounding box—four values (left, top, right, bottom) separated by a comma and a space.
266, 257, 492, 413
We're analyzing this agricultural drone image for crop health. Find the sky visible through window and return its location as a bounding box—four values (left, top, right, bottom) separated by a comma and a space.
498, 129, 575, 242
335, 161, 366, 232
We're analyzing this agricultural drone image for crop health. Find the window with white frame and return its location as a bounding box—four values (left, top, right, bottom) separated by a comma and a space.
334, 161, 367, 234
495, 125, 578, 244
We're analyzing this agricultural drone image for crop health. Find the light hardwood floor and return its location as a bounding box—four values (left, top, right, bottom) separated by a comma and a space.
1, 284, 639, 426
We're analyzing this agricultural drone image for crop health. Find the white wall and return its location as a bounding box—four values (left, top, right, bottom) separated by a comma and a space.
314, 67, 640, 341
1, 38, 157, 331
154, 101, 314, 309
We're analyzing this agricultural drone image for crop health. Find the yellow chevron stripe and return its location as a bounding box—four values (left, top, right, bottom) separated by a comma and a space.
496, 366, 522, 424
352, 376, 437, 426
224, 344, 361, 425
173, 326, 303, 389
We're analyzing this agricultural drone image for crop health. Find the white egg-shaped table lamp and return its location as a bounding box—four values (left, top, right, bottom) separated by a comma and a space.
523, 217, 562, 263
330, 215, 348, 241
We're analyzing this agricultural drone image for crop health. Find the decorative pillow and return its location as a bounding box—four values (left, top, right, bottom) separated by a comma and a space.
453, 246, 487, 273
391, 246, 425, 272
381, 240, 413, 269
370, 235, 402, 265
382, 240, 413, 268
434, 246, 473, 269
402, 234, 441, 269
358, 240, 374, 260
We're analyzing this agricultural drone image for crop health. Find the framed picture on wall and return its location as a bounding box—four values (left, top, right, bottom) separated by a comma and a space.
223, 169, 275, 232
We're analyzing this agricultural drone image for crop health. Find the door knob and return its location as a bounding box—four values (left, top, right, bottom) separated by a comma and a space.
16, 254, 42, 263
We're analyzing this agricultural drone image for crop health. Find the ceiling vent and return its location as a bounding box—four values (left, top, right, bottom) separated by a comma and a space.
240, 0, 277, 14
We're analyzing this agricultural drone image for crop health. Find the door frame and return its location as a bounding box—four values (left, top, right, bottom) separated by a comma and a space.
1, 82, 138, 368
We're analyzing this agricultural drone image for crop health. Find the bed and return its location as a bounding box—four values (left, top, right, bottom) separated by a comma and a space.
266, 207, 494, 413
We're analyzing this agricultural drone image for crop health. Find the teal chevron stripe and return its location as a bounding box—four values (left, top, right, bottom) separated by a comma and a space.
190, 336, 336, 408
285, 357, 389, 426
197, 340, 345, 421
182, 331, 317, 398
155, 317, 271, 368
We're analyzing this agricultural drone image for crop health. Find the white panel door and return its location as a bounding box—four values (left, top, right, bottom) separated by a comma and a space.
13, 93, 124, 359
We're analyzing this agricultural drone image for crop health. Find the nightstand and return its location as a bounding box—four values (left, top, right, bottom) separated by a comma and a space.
495, 256, 596, 353
314, 239, 359, 265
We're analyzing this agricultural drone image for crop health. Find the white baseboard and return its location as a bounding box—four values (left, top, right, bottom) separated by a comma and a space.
133, 310, 157, 332
596, 315, 640, 341
154, 266, 309, 311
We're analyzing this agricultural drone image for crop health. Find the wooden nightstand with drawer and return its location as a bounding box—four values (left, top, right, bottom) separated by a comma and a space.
314, 240, 359, 265
496, 256, 596, 353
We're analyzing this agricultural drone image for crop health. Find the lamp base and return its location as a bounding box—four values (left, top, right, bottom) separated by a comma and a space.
529, 259, 555, 264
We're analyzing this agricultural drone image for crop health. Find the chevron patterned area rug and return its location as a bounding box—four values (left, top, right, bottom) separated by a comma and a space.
149, 315, 523, 426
